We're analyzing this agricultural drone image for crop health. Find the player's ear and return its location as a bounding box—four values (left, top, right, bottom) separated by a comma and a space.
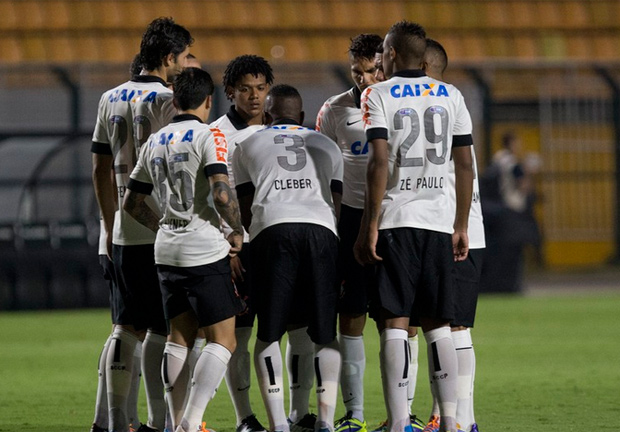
225, 85, 234, 101
163, 52, 175, 67
204, 95, 212, 110
389, 45, 396, 62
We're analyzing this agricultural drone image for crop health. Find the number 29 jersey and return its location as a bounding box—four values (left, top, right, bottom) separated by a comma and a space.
232, 124, 343, 241
361, 70, 473, 234
91, 76, 176, 246
129, 115, 231, 267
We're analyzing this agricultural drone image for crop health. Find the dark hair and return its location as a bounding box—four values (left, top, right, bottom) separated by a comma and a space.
375, 40, 384, 54
349, 34, 384, 60
387, 20, 427, 64
129, 53, 142, 78
139, 17, 193, 71
424, 38, 448, 74
173, 68, 214, 111
223, 55, 274, 94
268, 84, 301, 99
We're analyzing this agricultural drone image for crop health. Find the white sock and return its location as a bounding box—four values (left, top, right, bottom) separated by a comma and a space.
339, 334, 365, 421
127, 340, 142, 428
189, 337, 206, 376
142, 331, 167, 430
163, 342, 191, 429
314, 339, 341, 432
380, 328, 409, 432
286, 327, 314, 423
453, 329, 475, 431
106, 327, 139, 432
180, 343, 231, 431
93, 334, 112, 428
407, 335, 419, 416
255, 339, 289, 432
225, 327, 254, 425
424, 327, 458, 432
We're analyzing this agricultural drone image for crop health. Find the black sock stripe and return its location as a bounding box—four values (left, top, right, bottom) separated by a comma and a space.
265, 356, 276, 386
292, 354, 299, 384
113, 338, 122, 363
162, 353, 169, 385
314, 357, 322, 387
431, 341, 441, 371
402, 339, 409, 379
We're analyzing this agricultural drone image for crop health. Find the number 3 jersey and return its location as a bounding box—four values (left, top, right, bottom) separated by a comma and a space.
129, 115, 231, 267
91, 76, 176, 246
232, 123, 344, 241
361, 70, 473, 234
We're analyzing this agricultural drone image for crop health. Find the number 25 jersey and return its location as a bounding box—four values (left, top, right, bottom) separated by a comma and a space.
361, 70, 473, 234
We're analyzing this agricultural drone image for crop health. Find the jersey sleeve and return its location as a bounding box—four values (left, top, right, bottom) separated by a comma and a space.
203, 127, 229, 177
315, 99, 337, 141
329, 139, 344, 193
361, 87, 388, 141
91, 93, 112, 154
452, 89, 473, 137
231, 143, 252, 188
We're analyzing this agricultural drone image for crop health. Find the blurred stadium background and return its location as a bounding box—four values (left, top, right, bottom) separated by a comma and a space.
1, 0, 619, 310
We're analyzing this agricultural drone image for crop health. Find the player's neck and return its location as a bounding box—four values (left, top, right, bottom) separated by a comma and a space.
141, 67, 168, 83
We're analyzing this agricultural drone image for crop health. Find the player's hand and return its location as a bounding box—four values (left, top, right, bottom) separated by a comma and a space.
106, 231, 114, 261
452, 229, 469, 262
354, 226, 382, 265
230, 255, 245, 282
227, 232, 243, 257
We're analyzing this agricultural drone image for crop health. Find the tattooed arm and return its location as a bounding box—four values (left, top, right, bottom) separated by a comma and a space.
210, 173, 244, 255
123, 189, 160, 233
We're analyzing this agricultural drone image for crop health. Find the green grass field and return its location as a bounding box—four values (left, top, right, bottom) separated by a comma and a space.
1, 292, 619, 432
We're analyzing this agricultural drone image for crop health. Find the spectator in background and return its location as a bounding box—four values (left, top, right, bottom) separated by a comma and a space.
480, 132, 542, 293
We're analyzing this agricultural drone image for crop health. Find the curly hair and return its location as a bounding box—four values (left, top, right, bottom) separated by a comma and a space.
139, 17, 193, 71
349, 34, 384, 60
222, 55, 274, 97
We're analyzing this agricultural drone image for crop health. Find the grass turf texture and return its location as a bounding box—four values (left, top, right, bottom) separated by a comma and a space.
1, 293, 619, 432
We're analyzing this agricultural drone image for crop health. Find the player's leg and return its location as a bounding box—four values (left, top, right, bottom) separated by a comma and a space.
305, 225, 341, 432
335, 205, 370, 431
169, 258, 245, 432
226, 244, 266, 432
252, 226, 300, 432
286, 324, 315, 429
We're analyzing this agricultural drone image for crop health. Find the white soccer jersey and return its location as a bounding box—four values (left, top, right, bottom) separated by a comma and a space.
447, 146, 486, 249
232, 122, 344, 241
361, 70, 473, 234
129, 115, 231, 267
92, 76, 176, 246
316, 87, 368, 209
210, 107, 264, 241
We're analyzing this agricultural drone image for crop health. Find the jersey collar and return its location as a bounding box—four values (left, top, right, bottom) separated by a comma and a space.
132, 75, 168, 87
352, 86, 362, 109
172, 114, 203, 123
226, 105, 251, 130
392, 69, 427, 78
271, 118, 301, 126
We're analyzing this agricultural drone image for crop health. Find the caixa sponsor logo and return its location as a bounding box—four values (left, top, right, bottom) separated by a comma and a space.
351, 140, 369, 155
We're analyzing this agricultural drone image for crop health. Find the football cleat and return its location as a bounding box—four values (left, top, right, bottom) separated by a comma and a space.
90, 424, 108, 432
410, 415, 425, 431
370, 420, 388, 432
290, 413, 317, 432
335, 412, 367, 432
422, 416, 440, 432
236, 414, 267, 432
469, 424, 479, 432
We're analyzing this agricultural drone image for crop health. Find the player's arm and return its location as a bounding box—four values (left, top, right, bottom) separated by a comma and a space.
92, 150, 115, 259
354, 137, 388, 265
123, 187, 159, 233
452, 138, 474, 262
210, 173, 243, 256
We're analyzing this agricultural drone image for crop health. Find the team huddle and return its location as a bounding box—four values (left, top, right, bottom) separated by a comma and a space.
91, 16, 483, 432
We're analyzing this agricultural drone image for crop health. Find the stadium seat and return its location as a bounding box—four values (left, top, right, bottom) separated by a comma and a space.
39, 1, 71, 30
11, 1, 45, 30
0, 1, 18, 31
0, 36, 22, 63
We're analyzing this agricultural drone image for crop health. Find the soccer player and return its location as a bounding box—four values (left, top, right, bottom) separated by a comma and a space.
91, 17, 192, 432
123, 67, 246, 432
355, 20, 474, 432
209, 54, 274, 432
421, 39, 484, 432
232, 84, 343, 432
315, 33, 383, 432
